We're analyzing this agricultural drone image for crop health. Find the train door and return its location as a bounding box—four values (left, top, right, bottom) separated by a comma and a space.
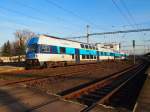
97, 51, 100, 62
75, 49, 80, 63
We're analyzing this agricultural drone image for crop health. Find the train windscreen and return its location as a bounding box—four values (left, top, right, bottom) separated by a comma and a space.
27, 44, 38, 53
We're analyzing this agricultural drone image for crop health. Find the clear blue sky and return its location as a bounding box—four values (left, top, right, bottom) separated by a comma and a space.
0, 0, 150, 54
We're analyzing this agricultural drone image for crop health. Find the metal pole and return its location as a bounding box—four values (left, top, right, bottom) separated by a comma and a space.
86, 25, 89, 43
134, 47, 135, 64
133, 40, 135, 64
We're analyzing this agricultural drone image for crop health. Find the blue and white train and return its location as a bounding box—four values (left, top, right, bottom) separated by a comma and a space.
26, 35, 128, 69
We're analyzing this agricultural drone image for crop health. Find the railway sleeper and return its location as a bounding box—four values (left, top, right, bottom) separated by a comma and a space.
97, 87, 112, 93
90, 91, 105, 96
87, 92, 103, 99
78, 96, 98, 106
109, 98, 121, 106
81, 94, 97, 100
82, 94, 101, 101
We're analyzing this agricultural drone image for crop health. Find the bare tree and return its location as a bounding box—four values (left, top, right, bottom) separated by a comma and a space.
14, 29, 37, 55
15, 29, 36, 44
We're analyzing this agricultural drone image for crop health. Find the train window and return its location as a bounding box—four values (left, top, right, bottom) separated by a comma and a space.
80, 44, 84, 48
94, 56, 96, 59
85, 45, 88, 49
89, 46, 92, 49
103, 52, 105, 56
100, 52, 102, 55
27, 44, 38, 53
106, 52, 108, 56
82, 55, 85, 59
87, 55, 89, 59
51, 46, 58, 54
40, 45, 50, 53
72, 54, 74, 59
90, 55, 93, 59
60, 47, 66, 54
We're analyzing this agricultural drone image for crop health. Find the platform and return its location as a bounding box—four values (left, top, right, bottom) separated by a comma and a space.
0, 85, 86, 112
133, 66, 150, 112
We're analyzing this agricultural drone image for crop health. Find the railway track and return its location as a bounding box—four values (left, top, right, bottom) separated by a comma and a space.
58, 62, 149, 112
0, 70, 88, 87
0, 62, 132, 87
0, 61, 148, 112
0, 64, 107, 87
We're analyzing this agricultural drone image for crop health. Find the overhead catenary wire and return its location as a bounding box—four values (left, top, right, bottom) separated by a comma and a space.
0, 6, 47, 24
0, 2, 83, 35
0, 10, 30, 28
44, 0, 98, 27
119, 0, 138, 29
119, 0, 145, 47
66, 28, 150, 39
16, 0, 90, 34
111, 0, 135, 28
13, 0, 68, 22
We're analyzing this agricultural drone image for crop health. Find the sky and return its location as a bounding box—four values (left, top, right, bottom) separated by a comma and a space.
0, 0, 150, 54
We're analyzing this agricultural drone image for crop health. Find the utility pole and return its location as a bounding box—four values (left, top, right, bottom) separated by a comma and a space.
86, 25, 90, 43
119, 42, 121, 52
133, 40, 135, 64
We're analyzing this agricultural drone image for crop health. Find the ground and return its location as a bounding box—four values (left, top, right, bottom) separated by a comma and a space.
1, 60, 146, 112
134, 66, 150, 112
0, 61, 132, 94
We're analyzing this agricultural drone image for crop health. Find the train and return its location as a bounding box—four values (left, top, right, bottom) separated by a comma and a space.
25, 34, 128, 69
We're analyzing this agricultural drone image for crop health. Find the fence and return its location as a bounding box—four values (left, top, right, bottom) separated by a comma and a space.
0, 55, 25, 63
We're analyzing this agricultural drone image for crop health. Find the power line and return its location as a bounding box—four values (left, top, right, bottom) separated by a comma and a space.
0, 5, 81, 34
0, 11, 30, 28
112, 24, 144, 28
0, 8, 83, 37
13, 0, 67, 22
66, 28, 150, 39
0, 6, 47, 24
65, 35, 87, 39
45, 0, 96, 26
119, 0, 138, 28
14, 0, 88, 34
111, 0, 135, 28
91, 28, 150, 35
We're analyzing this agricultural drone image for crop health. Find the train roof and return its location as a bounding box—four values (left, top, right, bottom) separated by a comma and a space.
43, 34, 85, 44
41, 34, 94, 45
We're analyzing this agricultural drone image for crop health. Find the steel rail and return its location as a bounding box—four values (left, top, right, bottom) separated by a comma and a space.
80, 63, 147, 112
62, 64, 139, 99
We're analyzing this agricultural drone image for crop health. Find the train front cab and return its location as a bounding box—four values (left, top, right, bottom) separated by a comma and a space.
25, 42, 41, 69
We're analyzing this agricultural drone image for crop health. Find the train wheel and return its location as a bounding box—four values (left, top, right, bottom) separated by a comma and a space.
63, 62, 67, 67
25, 66, 30, 70
47, 62, 53, 68
43, 62, 47, 68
